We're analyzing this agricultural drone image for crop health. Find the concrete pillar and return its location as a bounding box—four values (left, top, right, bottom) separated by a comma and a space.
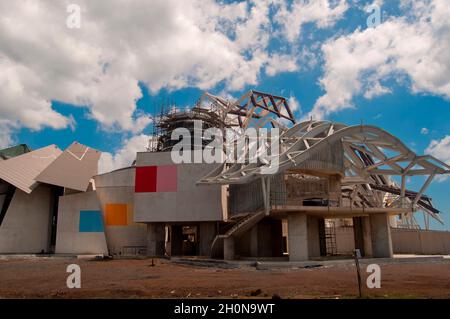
288, 213, 309, 261
170, 225, 183, 256
307, 216, 321, 258
328, 174, 341, 205
199, 222, 216, 257
369, 213, 393, 258
223, 237, 235, 260
146, 223, 165, 257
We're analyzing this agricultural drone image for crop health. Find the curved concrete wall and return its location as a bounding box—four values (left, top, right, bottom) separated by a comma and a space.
95, 167, 147, 256
0, 185, 52, 253
55, 191, 108, 255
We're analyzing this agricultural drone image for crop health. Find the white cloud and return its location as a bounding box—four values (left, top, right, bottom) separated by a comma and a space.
288, 95, 301, 113
310, 0, 450, 119
425, 135, 450, 181
98, 134, 152, 174
421, 127, 429, 135
0, 121, 13, 149
275, 0, 349, 42
0, 0, 353, 144
363, 82, 392, 99
265, 53, 299, 76
426, 136, 450, 162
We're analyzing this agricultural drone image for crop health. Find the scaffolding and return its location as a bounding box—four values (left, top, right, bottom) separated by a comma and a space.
151, 105, 226, 152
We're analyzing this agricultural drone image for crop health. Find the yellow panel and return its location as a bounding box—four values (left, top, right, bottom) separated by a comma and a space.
104, 203, 127, 226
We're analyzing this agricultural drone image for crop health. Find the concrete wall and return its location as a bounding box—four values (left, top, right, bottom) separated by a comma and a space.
134, 151, 224, 222
335, 226, 355, 255
391, 228, 450, 254
0, 185, 53, 253
288, 213, 308, 261
334, 226, 450, 256
95, 167, 147, 256
55, 191, 108, 255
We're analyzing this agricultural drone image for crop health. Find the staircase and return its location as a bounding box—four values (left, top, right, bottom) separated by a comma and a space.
210, 210, 266, 257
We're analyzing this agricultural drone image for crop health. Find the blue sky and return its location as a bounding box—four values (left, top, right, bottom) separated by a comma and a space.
1, 0, 450, 229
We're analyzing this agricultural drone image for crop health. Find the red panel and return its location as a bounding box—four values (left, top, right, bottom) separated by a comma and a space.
156, 165, 177, 192
135, 166, 157, 193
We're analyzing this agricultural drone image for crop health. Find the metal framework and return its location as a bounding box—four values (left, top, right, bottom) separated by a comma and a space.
199, 119, 450, 229
197, 90, 296, 130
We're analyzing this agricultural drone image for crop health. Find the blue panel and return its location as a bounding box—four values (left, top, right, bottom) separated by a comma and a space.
79, 210, 104, 232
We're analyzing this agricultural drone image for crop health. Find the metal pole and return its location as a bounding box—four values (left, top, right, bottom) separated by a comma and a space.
353, 249, 362, 298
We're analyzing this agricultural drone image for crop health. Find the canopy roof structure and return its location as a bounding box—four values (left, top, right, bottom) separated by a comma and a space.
0, 145, 62, 193
36, 142, 101, 191
199, 119, 450, 228
0, 142, 100, 194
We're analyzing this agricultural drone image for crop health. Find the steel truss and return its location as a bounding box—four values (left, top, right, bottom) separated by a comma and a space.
198, 119, 450, 229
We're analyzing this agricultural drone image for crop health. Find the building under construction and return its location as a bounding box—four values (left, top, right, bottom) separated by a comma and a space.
1, 90, 450, 261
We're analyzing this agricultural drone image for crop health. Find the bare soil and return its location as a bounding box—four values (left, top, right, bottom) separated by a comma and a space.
0, 257, 449, 299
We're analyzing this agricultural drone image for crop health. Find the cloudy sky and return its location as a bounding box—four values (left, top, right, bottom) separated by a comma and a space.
1, 0, 450, 228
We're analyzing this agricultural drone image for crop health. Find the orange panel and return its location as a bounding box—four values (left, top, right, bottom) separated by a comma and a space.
104, 204, 127, 226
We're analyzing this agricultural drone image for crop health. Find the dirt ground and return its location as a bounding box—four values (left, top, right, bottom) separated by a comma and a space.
0, 257, 449, 299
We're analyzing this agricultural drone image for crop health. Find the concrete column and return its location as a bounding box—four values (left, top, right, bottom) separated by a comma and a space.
369, 213, 393, 258
307, 216, 321, 258
328, 174, 342, 205
223, 237, 235, 260
146, 223, 165, 257
288, 213, 309, 261
199, 222, 216, 257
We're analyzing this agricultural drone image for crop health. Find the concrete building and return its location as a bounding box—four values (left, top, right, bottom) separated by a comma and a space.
1, 91, 449, 261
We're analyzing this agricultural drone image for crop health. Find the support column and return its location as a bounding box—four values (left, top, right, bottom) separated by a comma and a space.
288, 213, 309, 261
146, 223, 165, 257
223, 237, 235, 260
369, 213, 393, 258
